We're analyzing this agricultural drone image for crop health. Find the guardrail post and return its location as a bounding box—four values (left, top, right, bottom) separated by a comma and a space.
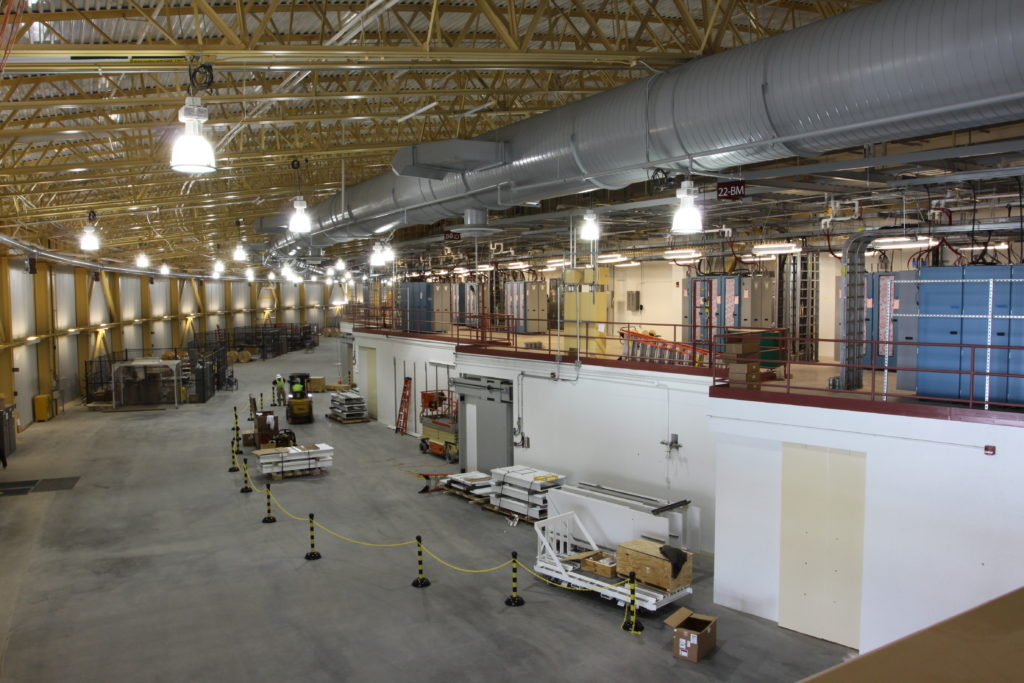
305, 513, 321, 560
411, 535, 431, 588
504, 551, 525, 607
621, 571, 644, 634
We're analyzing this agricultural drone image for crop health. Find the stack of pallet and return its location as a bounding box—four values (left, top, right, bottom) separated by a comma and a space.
328, 390, 369, 423
445, 471, 494, 497
489, 465, 565, 520
254, 443, 334, 477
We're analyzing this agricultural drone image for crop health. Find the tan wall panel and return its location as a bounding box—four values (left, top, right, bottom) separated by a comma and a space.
780, 442, 866, 649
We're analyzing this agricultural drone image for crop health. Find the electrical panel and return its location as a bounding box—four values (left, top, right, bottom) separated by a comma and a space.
504, 281, 547, 333
626, 290, 641, 312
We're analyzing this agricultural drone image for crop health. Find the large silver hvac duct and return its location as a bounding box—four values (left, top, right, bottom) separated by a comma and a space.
261, 0, 1024, 247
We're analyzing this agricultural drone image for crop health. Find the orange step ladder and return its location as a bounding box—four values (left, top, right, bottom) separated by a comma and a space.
396, 377, 412, 434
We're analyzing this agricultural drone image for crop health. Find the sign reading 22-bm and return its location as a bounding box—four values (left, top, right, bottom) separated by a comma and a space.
716, 180, 746, 201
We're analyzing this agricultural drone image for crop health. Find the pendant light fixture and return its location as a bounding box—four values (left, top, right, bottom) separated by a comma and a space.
268, 271, 276, 281
213, 259, 225, 273
382, 244, 396, 263
159, 264, 170, 275
579, 210, 600, 241
335, 258, 345, 271
135, 253, 150, 268
289, 197, 311, 234
233, 244, 246, 261
245, 267, 255, 281
170, 63, 216, 174
671, 180, 703, 234
369, 243, 386, 267
80, 211, 100, 251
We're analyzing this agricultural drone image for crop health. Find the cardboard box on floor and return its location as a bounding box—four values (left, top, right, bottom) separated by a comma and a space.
307, 376, 326, 392
664, 607, 718, 662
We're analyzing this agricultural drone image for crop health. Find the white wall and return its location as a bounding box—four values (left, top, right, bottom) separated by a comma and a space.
709, 397, 1024, 652
56, 336, 79, 402
612, 260, 683, 332
120, 275, 141, 320
818, 254, 840, 360
457, 352, 715, 553
53, 268, 76, 329
9, 269, 35, 338
151, 320, 171, 350
151, 278, 169, 317
13, 345, 36, 425
90, 277, 109, 324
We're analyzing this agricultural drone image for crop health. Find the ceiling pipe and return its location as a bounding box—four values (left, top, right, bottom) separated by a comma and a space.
260, 0, 1024, 252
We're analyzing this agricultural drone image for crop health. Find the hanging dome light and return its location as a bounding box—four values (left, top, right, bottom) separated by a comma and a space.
382, 244, 396, 263
280, 264, 293, 279
268, 271, 276, 281
211, 270, 221, 279
289, 197, 311, 234
245, 267, 254, 281
326, 266, 335, 276
80, 222, 100, 251
671, 180, 703, 235
233, 244, 246, 261
170, 96, 216, 174
579, 211, 600, 241
369, 244, 386, 267
159, 264, 170, 275
335, 258, 345, 271
135, 253, 150, 268
213, 259, 225, 273
311, 275, 318, 282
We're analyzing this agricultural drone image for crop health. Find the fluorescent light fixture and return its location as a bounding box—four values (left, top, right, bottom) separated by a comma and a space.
135, 253, 149, 268
453, 267, 469, 274
744, 254, 777, 262
615, 261, 641, 268
245, 267, 254, 281
170, 96, 216, 174
504, 262, 529, 270
578, 210, 600, 241
539, 266, 559, 272
961, 243, 1009, 251
476, 264, 494, 272
597, 253, 625, 263
751, 242, 802, 255
233, 244, 247, 261
373, 225, 393, 234
213, 259, 225, 273
434, 269, 449, 275
289, 197, 311, 233
547, 258, 567, 265
395, 101, 438, 123
457, 99, 497, 117
664, 248, 701, 259
671, 180, 703, 234
870, 236, 938, 250
80, 223, 99, 251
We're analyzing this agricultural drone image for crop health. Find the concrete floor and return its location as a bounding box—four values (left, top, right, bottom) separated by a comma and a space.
0, 342, 852, 682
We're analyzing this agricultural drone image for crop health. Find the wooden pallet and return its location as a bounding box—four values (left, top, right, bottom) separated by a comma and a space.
325, 413, 371, 424
442, 485, 489, 505
482, 503, 543, 525
266, 467, 325, 481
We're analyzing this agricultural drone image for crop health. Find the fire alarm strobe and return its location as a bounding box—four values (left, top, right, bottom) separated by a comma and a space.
984, 445, 996, 456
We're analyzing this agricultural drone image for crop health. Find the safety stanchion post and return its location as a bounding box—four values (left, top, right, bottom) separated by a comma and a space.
262, 483, 277, 524
621, 571, 644, 634
305, 513, 321, 560
504, 551, 525, 607
260, 392, 264, 411
228, 439, 240, 472
411, 535, 431, 588
240, 457, 253, 494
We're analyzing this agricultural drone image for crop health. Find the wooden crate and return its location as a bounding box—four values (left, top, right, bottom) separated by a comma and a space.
615, 539, 692, 592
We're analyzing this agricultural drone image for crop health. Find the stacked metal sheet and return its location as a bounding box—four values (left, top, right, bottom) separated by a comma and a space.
445, 471, 494, 496
489, 465, 565, 519
254, 443, 334, 476
329, 390, 368, 420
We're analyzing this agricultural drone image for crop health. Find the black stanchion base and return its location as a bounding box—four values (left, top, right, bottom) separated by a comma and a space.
621, 619, 645, 633
411, 577, 431, 588
262, 515, 277, 524
228, 466, 240, 472
504, 595, 525, 607
305, 551, 322, 560
240, 485, 253, 493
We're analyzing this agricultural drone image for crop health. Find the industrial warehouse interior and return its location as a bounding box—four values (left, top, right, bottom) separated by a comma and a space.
1, 0, 1024, 680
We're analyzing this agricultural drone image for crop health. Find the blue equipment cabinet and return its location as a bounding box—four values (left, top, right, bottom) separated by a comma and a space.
1008, 264, 1024, 404
960, 265, 1012, 404
915, 267, 964, 400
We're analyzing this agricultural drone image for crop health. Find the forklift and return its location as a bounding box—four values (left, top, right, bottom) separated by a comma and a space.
286, 372, 314, 424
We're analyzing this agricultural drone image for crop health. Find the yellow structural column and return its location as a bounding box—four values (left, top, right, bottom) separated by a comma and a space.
299, 282, 307, 325
73, 268, 91, 396
100, 271, 124, 354
33, 261, 56, 403
274, 282, 282, 326
170, 278, 183, 349
0, 258, 14, 407
224, 280, 234, 346
140, 274, 153, 356
248, 281, 258, 328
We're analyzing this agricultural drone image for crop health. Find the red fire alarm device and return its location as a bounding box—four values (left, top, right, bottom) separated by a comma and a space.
984, 445, 996, 456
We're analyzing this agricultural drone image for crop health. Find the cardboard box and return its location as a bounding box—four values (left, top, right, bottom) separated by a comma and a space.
307, 376, 326, 393
616, 539, 692, 592
241, 429, 256, 447
726, 362, 759, 381
664, 607, 718, 662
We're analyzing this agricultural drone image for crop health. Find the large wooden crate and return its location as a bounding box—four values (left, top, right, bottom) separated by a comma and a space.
615, 539, 692, 592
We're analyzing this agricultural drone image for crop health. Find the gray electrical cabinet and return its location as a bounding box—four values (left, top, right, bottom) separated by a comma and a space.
504, 281, 548, 333
452, 375, 513, 474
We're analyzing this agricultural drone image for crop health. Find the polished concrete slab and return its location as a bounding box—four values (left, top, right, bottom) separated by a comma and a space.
0, 341, 852, 682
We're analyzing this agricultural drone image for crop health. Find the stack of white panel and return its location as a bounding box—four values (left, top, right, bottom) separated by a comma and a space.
489, 465, 565, 519
255, 443, 334, 475
446, 471, 493, 496
330, 390, 367, 419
